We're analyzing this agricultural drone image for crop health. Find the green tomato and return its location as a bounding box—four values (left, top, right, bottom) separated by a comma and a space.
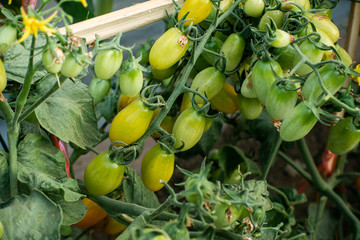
307, 13, 339, 43
119, 67, 143, 97
251, 60, 283, 104
273, 45, 297, 71
281, 0, 310, 11
280, 102, 317, 142
292, 40, 324, 76
0, 221, 3, 239
84, 151, 125, 196
136, 41, 153, 65
335, 44, 353, 67
265, 82, 298, 120
109, 99, 154, 145
184, 177, 214, 203
42, 47, 65, 74
152, 64, 177, 80
210, 81, 239, 114
0, 24, 17, 52
88, 78, 111, 105
177, 0, 213, 26
60, 53, 86, 78
149, 27, 190, 70
302, 63, 347, 103
243, 0, 264, 17
237, 94, 263, 120
213, 203, 242, 228
220, 33, 246, 72
94, 49, 123, 80
0, 59, 7, 93
141, 144, 175, 191
327, 117, 360, 155
202, 36, 223, 66
258, 10, 284, 31
172, 107, 206, 151
271, 29, 293, 48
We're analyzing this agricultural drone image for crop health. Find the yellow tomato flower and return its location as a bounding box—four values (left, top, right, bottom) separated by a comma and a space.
355, 64, 360, 86
17, 7, 57, 43
80, 0, 88, 7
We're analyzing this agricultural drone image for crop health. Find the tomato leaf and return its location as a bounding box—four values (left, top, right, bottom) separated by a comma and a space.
198, 117, 223, 154
0, 190, 62, 239
307, 203, 338, 239
35, 77, 100, 149
97, 94, 118, 123
2, 34, 48, 84
122, 167, 160, 209
0, 150, 10, 202
50, 198, 88, 225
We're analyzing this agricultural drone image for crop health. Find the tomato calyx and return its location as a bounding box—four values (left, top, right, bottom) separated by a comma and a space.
108, 141, 141, 165
158, 134, 184, 154
140, 84, 166, 111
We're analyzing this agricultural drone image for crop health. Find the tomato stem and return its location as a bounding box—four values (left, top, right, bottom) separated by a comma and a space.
261, 135, 282, 180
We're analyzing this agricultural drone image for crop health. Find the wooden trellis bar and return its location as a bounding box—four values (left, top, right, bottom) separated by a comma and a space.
58, 0, 184, 44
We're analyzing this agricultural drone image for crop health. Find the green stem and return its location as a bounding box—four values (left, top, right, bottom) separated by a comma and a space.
115, 212, 149, 240
7, 129, 19, 198
262, 135, 282, 180
278, 150, 312, 183
134, 0, 242, 147
312, 196, 327, 240
0, 101, 14, 124
297, 139, 360, 239
12, 36, 37, 128
18, 76, 67, 123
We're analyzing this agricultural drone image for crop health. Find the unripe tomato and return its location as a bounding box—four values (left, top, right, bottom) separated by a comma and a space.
241, 74, 257, 98
42, 47, 65, 74
282, 0, 310, 11
141, 144, 175, 191
172, 107, 206, 151
237, 94, 263, 120
0, 221, 3, 239
94, 49, 123, 80
0, 24, 17, 52
152, 64, 177, 80
280, 102, 317, 142
109, 99, 154, 145
335, 44, 353, 67
84, 151, 125, 196
271, 29, 293, 48
265, 82, 298, 120
119, 67, 143, 97
307, 13, 339, 43
221, 33, 246, 72
184, 177, 214, 203
251, 60, 283, 104
117, 94, 139, 112
89, 78, 111, 105
213, 203, 242, 228
60, 53, 86, 78
292, 40, 324, 76
253, 206, 266, 225
327, 117, 360, 155
243, 0, 264, 17
149, 28, 190, 70
302, 63, 347, 102
151, 109, 177, 139
103, 216, 127, 235
210, 81, 239, 114
258, 10, 284, 31
0, 59, 7, 93
74, 198, 108, 229
273, 45, 296, 71
177, 0, 213, 26
190, 66, 226, 104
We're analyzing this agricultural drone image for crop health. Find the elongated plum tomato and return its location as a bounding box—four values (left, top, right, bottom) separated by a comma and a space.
202, 36, 223, 66
0, 59, 7, 93
237, 94, 263, 120
141, 144, 175, 191
152, 64, 177, 80
243, 0, 264, 17
89, 78, 111, 105
327, 117, 360, 155
251, 60, 283, 104
84, 151, 125, 196
74, 198, 107, 229
94, 49, 123, 80
119, 67, 143, 97
258, 10, 284, 31
149, 28, 190, 70
210, 81, 239, 114
60, 53, 85, 78
271, 29, 293, 48
221, 33, 246, 72
306, 13, 339, 43
103, 216, 127, 235
265, 82, 298, 120
109, 99, 154, 145
302, 63, 347, 103
42, 47, 65, 74
280, 102, 317, 142
213, 203, 242, 228
172, 107, 206, 151
177, 0, 213, 26
117, 94, 139, 112
292, 39, 324, 76
0, 24, 17, 52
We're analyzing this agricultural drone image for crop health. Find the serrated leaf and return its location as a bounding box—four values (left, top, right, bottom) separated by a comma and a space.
0, 150, 10, 201
0, 190, 62, 239
2, 34, 48, 84
35, 78, 100, 149
17, 134, 83, 202
122, 167, 160, 209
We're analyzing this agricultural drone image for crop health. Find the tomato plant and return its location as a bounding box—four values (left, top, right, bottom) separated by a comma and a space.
94, 49, 123, 80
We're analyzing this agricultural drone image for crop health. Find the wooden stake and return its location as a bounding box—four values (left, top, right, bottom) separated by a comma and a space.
58, 0, 184, 44
345, 1, 360, 60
